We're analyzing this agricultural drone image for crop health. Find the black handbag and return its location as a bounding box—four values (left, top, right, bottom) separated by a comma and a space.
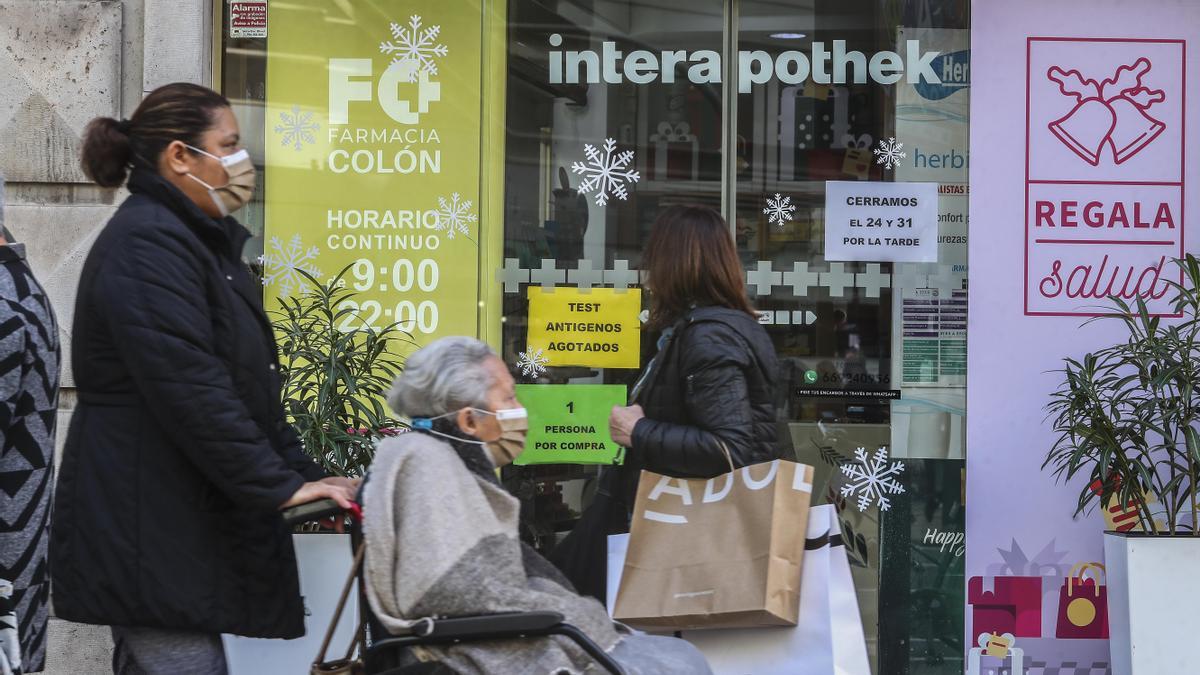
547, 468, 625, 602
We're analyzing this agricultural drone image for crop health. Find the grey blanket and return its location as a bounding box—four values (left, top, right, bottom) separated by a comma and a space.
363, 433, 622, 674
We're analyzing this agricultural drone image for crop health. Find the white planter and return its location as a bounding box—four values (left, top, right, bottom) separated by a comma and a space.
222, 533, 358, 675
1104, 532, 1200, 675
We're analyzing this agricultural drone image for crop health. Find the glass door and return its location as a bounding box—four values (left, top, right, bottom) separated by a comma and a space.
500, 0, 726, 548
733, 1, 969, 672
501, 1, 970, 673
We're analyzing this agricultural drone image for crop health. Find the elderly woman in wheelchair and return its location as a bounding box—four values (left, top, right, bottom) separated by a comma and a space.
360, 336, 712, 674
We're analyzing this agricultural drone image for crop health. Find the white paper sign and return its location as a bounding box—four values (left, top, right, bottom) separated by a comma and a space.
824, 181, 939, 262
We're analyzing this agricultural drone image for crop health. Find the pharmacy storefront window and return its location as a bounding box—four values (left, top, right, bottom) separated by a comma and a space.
220, 1, 969, 672
499, 2, 969, 673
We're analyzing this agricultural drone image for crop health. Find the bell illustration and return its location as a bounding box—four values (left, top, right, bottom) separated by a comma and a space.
1108, 96, 1165, 164
1048, 98, 1115, 166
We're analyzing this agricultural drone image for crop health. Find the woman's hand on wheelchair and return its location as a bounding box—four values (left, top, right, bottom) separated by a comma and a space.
281, 479, 356, 511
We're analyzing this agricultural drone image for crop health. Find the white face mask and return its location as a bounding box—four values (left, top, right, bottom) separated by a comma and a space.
183, 145, 255, 216
412, 407, 530, 466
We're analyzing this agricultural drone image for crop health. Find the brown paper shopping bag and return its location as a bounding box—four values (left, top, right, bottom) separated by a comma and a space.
613, 458, 815, 630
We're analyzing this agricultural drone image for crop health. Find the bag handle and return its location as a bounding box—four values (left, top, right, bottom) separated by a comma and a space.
314, 541, 366, 666
716, 439, 735, 474
1067, 561, 1105, 597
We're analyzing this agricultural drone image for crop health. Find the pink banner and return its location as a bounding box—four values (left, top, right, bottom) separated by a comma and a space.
968, 1, 1200, 671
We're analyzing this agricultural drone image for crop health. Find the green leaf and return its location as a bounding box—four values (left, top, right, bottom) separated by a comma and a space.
1186, 426, 1200, 464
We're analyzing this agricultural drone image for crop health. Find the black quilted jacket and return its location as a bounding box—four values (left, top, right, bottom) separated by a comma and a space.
627, 306, 784, 481
50, 169, 324, 638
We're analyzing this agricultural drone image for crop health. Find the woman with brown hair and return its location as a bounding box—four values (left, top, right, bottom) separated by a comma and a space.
51, 83, 356, 674
553, 205, 785, 600
608, 204, 783, 480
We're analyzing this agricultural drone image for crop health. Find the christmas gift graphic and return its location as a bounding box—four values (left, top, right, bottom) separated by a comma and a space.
968, 576, 1042, 638
647, 121, 699, 181
841, 134, 874, 179
1087, 475, 1166, 532
1055, 562, 1109, 640
1024, 659, 1111, 675
801, 78, 832, 101
966, 633, 1024, 675
1046, 58, 1166, 166
986, 539, 1071, 579
986, 539, 1080, 639
982, 632, 1015, 659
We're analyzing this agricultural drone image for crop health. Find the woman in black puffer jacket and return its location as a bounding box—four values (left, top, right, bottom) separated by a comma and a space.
610, 204, 785, 489
553, 206, 789, 601
52, 83, 357, 674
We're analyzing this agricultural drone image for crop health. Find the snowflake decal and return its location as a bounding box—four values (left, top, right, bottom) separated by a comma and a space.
259, 234, 323, 298
571, 138, 640, 207
380, 15, 448, 82
516, 349, 549, 377
434, 192, 477, 239
762, 193, 796, 227
873, 137, 907, 170
840, 446, 906, 512
275, 105, 319, 152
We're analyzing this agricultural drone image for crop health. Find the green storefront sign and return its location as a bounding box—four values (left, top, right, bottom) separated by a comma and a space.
515, 384, 627, 465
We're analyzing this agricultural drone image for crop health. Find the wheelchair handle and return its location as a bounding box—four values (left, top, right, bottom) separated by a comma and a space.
282, 498, 362, 526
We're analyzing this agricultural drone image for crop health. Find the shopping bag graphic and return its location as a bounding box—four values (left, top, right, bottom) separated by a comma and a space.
967, 576, 1042, 638
1055, 562, 1109, 639
613, 459, 814, 630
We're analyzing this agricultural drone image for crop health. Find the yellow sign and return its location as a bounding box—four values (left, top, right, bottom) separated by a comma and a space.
526, 288, 641, 369
264, 1, 493, 349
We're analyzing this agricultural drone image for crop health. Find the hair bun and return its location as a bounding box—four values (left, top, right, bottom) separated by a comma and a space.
115, 119, 133, 135
80, 117, 134, 187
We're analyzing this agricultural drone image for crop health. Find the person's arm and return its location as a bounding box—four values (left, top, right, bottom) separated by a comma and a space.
629, 328, 758, 477
97, 227, 310, 510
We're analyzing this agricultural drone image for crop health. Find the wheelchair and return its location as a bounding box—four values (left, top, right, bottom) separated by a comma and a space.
284, 499, 625, 675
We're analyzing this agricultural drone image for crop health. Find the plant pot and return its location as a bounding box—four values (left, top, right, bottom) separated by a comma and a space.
223, 533, 358, 674
1103, 532, 1200, 675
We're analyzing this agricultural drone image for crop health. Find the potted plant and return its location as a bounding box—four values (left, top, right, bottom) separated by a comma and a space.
272, 267, 410, 478
225, 267, 410, 673
1044, 254, 1200, 674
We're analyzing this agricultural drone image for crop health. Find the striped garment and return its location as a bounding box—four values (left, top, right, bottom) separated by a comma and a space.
0, 243, 59, 674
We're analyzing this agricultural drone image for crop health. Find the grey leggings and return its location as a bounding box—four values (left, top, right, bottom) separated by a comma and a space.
110, 626, 228, 675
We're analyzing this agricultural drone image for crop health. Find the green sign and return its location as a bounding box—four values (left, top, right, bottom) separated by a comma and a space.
515, 384, 627, 465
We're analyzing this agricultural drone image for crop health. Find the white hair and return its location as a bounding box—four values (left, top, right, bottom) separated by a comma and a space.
388, 336, 497, 419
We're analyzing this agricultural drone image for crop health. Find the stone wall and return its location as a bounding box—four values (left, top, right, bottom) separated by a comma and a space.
0, 1, 213, 671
